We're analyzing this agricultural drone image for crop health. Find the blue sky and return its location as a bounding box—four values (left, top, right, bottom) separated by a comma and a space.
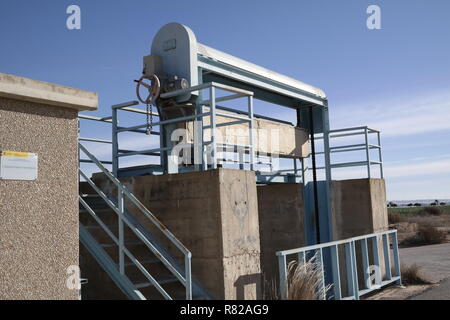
1, 0, 449, 200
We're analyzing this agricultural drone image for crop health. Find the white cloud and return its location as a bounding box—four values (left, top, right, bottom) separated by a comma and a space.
384, 158, 450, 178
325, 156, 450, 180
331, 90, 450, 137
386, 178, 450, 201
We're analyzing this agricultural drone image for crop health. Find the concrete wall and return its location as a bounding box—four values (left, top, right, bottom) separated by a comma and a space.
92, 168, 262, 300
0, 98, 79, 299
332, 178, 389, 240
257, 184, 305, 296
331, 178, 389, 293
0, 73, 97, 300
255, 179, 389, 298
183, 110, 310, 158
84, 170, 388, 299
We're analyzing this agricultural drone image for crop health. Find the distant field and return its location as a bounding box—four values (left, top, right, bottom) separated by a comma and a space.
388, 205, 450, 215
388, 205, 450, 247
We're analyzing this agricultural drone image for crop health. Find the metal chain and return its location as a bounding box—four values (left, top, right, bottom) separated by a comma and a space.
146, 102, 153, 135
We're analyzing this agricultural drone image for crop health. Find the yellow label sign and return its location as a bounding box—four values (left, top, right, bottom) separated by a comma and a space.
1, 151, 30, 158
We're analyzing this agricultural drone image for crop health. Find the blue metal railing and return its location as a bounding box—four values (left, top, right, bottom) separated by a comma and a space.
315, 126, 383, 179
110, 82, 255, 175
276, 229, 401, 300
79, 142, 193, 300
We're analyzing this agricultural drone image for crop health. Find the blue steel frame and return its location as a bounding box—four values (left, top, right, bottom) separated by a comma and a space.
315, 126, 383, 179
109, 82, 255, 177
276, 229, 401, 300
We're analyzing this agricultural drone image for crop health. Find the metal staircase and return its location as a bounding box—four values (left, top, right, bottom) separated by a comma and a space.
78, 142, 210, 300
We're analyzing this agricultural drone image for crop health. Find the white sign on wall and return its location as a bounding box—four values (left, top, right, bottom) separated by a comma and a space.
0, 151, 38, 181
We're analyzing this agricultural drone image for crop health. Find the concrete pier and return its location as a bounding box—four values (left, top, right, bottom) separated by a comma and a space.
257, 184, 305, 296
90, 168, 262, 299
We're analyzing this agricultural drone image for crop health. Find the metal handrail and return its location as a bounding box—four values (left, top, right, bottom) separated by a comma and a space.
79, 114, 113, 123
111, 82, 256, 174
79, 142, 192, 299
315, 126, 380, 138
79, 224, 146, 300
276, 229, 401, 300
312, 126, 384, 179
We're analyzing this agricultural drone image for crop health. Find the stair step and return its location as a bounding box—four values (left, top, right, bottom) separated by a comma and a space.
80, 194, 102, 198
80, 194, 114, 210
174, 295, 208, 300
123, 258, 161, 267
84, 225, 103, 230
100, 241, 144, 248
80, 208, 116, 214
99, 243, 117, 248
134, 277, 178, 289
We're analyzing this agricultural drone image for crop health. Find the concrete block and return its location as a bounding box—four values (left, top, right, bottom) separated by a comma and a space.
218, 169, 260, 258
223, 253, 261, 300
331, 178, 389, 295
331, 179, 389, 240
182, 109, 310, 158
88, 168, 262, 300
257, 184, 305, 293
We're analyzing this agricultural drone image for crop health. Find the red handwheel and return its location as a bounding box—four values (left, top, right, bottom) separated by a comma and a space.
135, 74, 161, 105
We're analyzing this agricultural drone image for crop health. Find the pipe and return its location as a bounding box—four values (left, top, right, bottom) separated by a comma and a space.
309, 106, 321, 244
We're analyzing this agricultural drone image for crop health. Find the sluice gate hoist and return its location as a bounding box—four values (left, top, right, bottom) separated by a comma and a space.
132, 22, 332, 244
80, 23, 383, 246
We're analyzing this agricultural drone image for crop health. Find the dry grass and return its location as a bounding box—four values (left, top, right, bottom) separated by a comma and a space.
286, 254, 331, 300
401, 263, 431, 285
389, 205, 450, 216
402, 223, 447, 246
388, 212, 402, 224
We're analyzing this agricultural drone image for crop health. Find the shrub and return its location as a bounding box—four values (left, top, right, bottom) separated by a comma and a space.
402, 223, 447, 246
388, 202, 398, 207
414, 203, 422, 207
421, 207, 442, 216
401, 264, 431, 285
286, 255, 331, 300
388, 212, 402, 224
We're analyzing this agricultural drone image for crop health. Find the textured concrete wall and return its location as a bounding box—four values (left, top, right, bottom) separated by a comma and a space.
82, 173, 388, 299
331, 178, 389, 292
182, 111, 310, 158
332, 179, 389, 241
0, 97, 79, 299
257, 184, 305, 295
91, 168, 262, 300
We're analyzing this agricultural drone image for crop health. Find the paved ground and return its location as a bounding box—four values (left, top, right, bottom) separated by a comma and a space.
368, 243, 450, 300
401, 243, 450, 300
400, 242, 450, 283
411, 278, 450, 300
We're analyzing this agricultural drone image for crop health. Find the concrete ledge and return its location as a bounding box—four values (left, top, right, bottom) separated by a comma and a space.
0, 72, 98, 111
